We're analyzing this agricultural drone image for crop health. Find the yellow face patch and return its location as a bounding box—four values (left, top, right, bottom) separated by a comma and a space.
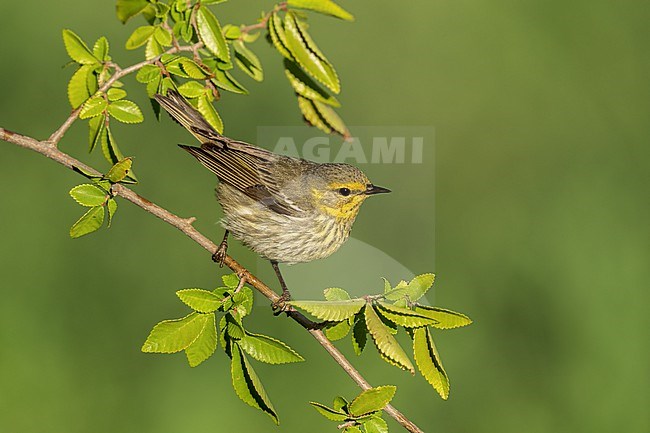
311, 187, 367, 220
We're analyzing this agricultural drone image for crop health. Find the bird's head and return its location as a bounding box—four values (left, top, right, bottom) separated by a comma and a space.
307, 163, 391, 221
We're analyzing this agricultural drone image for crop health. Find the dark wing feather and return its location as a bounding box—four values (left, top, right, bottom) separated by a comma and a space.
155, 91, 299, 215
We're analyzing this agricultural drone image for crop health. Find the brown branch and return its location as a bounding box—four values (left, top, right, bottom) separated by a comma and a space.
1, 127, 425, 433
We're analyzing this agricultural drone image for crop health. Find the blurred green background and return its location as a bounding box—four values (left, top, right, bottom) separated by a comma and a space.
1, 1, 648, 432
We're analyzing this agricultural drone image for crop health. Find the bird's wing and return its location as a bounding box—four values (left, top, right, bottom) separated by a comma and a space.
155, 91, 302, 216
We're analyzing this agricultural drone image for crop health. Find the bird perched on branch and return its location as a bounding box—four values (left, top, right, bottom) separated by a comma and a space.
155, 91, 390, 306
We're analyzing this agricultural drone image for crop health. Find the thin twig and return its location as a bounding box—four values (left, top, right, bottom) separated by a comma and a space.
0, 127, 424, 433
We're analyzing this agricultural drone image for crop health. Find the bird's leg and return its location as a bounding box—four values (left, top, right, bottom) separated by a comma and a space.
212, 230, 230, 267
270, 260, 292, 312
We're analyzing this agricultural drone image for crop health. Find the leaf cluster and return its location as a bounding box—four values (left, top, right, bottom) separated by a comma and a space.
290, 274, 472, 399
141, 274, 304, 424
311, 386, 395, 433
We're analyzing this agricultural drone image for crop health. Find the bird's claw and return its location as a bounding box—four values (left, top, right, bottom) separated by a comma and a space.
271, 291, 292, 316
211, 241, 228, 267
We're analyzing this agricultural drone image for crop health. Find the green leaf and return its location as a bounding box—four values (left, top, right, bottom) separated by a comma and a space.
197, 94, 224, 133
364, 417, 389, 433
238, 332, 304, 364
68, 65, 93, 108
179, 58, 209, 79
222, 274, 240, 288
345, 427, 363, 433
348, 385, 396, 417
268, 12, 292, 59
233, 40, 263, 81
224, 313, 245, 340
323, 287, 350, 301
178, 81, 207, 99
414, 305, 473, 330
284, 59, 340, 107
413, 327, 449, 399
196, 6, 230, 62
230, 344, 279, 424
141, 312, 209, 353
352, 314, 367, 355
106, 157, 133, 183
288, 0, 355, 21
106, 198, 117, 227
70, 206, 104, 238
185, 313, 217, 367
136, 65, 161, 83
364, 305, 414, 373
88, 115, 105, 152
107, 100, 144, 124
107, 88, 127, 101
309, 402, 348, 421
384, 274, 435, 303
62, 29, 99, 65
176, 288, 223, 313
232, 286, 254, 318
79, 95, 107, 119
146, 75, 162, 98
154, 26, 172, 46
125, 26, 156, 50
211, 69, 248, 94
283, 12, 340, 93
297, 96, 331, 133
312, 99, 349, 137
69, 184, 107, 207
325, 319, 351, 341
222, 24, 241, 40
289, 299, 365, 322
333, 396, 348, 412
376, 302, 439, 328
93, 37, 110, 61
116, 0, 149, 23
146, 36, 164, 60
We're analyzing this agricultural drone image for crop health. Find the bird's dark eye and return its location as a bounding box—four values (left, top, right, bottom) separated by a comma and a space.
338, 187, 351, 196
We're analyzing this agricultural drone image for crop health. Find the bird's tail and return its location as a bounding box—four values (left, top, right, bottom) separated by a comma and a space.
154, 90, 219, 142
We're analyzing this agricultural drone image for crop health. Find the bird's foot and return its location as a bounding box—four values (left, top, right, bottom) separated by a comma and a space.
211, 240, 228, 267
271, 290, 292, 315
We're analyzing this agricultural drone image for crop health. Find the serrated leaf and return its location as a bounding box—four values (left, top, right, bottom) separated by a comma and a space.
126, 26, 156, 50
312, 99, 349, 137
107, 100, 144, 124
70, 206, 104, 238
283, 12, 339, 93
230, 344, 279, 424
268, 12, 292, 59
414, 305, 473, 330
100, 127, 138, 183
69, 184, 107, 207
179, 58, 209, 79
364, 417, 389, 433
325, 319, 351, 341
62, 29, 99, 65
233, 40, 263, 81
288, 0, 354, 21
364, 305, 414, 373
106, 157, 133, 183
348, 386, 396, 417
116, 0, 149, 23
106, 198, 117, 227
289, 299, 365, 322
333, 396, 348, 412
413, 327, 449, 399
222, 274, 240, 288
79, 95, 107, 119
185, 313, 217, 367
177, 81, 207, 98
146, 75, 162, 98
284, 59, 340, 107
384, 274, 435, 303
238, 332, 304, 364
352, 314, 367, 355
225, 314, 245, 340
297, 96, 330, 133
197, 94, 224, 133
176, 288, 223, 313
376, 302, 439, 328
68, 65, 93, 108
141, 312, 208, 353
107, 88, 127, 101
232, 286, 254, 318
93, 37, 109, 61
211, 69, 248, 95
324, 287, 350, 301
145, 36, 164, 60
136, 65, 161, 83
196, 6, 230, 62
222, 24, 241, 40
345, 427, 363, 433
309, 402, 348, 421
154, 26, 172, 46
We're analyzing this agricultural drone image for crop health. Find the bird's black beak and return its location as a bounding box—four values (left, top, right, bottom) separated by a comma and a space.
364, 184, 391, 195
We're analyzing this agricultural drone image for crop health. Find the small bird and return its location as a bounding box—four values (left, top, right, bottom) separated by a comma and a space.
155, 91, 390, 304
